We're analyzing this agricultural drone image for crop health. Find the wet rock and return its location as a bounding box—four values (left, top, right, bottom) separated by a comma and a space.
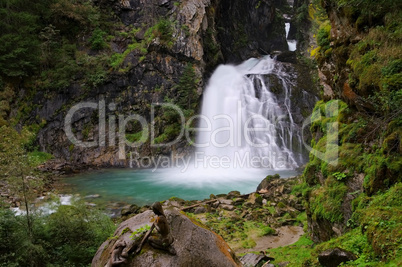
92, 209, 241, 267
276, 51, 297, 64
318, 247, 357, 267
121, 204, 140, 216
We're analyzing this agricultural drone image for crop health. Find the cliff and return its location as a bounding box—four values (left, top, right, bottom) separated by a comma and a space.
301, 0, 401, 264
0, 0, 317, 170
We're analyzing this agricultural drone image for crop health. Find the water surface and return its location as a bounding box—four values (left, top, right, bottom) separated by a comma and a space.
61, 168, 298, 206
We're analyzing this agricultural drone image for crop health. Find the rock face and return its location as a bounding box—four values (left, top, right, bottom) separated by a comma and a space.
92, 208, 242, 267
216, 0, 287, 62
35, 0, 213, 169
318, 247, 357, 267
29, 0, 317, 170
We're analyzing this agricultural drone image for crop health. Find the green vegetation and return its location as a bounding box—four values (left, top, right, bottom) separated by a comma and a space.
0, 125, 115, 266
110, 18, 175, 72
0, 203, 115, 266
154, 63, 200, 144
89, 28, 107, 50
268, 235, 315, 266
266, 184, 401, 266
130, 225, 151, 239
28, 151, 54, 166
303, 1, 401, 264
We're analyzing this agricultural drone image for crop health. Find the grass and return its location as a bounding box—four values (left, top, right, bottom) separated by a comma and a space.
28, 151, 53, 166
268, 235, 314, 266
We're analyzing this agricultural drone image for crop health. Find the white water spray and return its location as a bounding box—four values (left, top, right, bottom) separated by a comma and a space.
196, 56, 302, 170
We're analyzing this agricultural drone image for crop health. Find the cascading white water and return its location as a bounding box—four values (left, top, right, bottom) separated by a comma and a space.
285, 22, 297, 51
196, 56, 302, 170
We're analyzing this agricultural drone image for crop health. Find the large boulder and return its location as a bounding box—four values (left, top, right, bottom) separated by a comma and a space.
92, 208, 242, 267
318, 247, 357, 267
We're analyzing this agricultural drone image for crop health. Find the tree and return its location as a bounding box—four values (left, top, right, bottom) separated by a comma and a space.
176, 63, 199, 111
0, 0, 42, 77
0, 126, 43, 239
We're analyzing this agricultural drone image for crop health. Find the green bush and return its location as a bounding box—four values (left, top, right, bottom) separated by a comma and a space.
89, 28, 107, 50
0, 203, 115, 266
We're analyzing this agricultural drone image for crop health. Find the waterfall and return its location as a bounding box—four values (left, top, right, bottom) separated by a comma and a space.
285, 22, 297, 51
196, 56, 303, 170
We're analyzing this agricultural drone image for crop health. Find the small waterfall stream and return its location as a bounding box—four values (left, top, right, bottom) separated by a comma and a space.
197, 56, 303, 170
285, 22, 297, 51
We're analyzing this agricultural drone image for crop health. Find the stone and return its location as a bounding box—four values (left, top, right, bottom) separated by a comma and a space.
233, 198, 245, 205
248, 193, 263, 206
276, 51, 297, 64
219, 199, 234, 205
227, 191, 241, 198
92, 209, 241, 267
221, 204, 235, 211
211, 201, 220, 209
318, 247, 357, 267
256, 174, 280, 192
243, 201, 253, 208
240, 253, 274, 267
84, 194, 100, 199
194, 206, 207, 214
121, 204, 140, 216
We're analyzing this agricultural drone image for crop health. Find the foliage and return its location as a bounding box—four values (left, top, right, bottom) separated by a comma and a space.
0, 203, 115, 266
130, 225, 151, 239
0, 0, 109, 79
0, 83, 15, 127
176, 64, 199, 111
89, 28, 107, 50
0, 0, 42, 77
333, 171, 347, 181
28, 151, 53, 166
153, 64, 200, 144
0, 126, 42, 238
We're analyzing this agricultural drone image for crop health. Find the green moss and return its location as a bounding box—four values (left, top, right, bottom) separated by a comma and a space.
309, 177, 348, 223
241, 238, 256, 249
277, 202, 286, 209
258, 225, 275, 236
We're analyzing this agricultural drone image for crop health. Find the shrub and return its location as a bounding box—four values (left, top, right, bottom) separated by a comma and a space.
90, 28, 107, 50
